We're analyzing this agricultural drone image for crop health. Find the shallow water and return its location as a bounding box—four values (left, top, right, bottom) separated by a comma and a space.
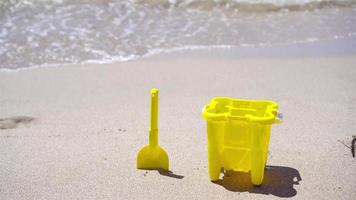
1, 0, 356, 70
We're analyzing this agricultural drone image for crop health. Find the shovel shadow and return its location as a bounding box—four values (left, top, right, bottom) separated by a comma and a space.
214, 165, 301, 198
158, 169, 184, 179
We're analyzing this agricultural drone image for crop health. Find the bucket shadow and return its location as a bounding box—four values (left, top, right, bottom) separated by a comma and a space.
214, 165, 301, 198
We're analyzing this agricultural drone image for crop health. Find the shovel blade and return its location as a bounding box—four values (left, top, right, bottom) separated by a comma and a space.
137, 145, 169, 171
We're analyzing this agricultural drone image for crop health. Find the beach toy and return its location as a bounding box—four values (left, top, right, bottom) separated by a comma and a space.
202, 97, 281, 185
137, 88, 169, 171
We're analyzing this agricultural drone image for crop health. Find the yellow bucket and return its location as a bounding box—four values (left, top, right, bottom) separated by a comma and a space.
202, 97, 281, 185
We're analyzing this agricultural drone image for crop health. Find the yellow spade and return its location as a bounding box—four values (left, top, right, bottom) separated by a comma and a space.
137, 88, 169, 171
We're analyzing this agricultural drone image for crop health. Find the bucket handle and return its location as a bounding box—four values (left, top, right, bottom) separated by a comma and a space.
274, 112, 283, 124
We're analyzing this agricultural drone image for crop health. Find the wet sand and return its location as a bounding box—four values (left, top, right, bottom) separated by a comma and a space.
1, 39, 356, 199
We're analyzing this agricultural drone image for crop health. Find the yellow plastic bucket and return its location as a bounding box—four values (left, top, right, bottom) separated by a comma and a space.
202, 97, 281, 185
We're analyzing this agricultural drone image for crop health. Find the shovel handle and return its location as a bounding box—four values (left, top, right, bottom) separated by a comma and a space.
149, 88, 159, 146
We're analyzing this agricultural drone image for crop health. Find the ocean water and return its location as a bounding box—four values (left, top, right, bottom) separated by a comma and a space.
0, 0, 356, 70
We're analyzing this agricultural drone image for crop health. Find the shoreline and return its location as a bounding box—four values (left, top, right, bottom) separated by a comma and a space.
2, 36, 356, 73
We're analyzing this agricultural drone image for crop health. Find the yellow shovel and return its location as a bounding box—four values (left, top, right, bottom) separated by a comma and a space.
137, 88, 169, 171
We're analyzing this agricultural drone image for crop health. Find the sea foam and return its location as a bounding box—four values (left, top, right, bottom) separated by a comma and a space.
0, 0, 356, 70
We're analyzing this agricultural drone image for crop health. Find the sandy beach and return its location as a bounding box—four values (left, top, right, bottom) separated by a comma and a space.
1, 39, 356, 199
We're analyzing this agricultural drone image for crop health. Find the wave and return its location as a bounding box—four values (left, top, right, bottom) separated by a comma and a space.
1, 0, 356, 14
1, 0, 356, 70
136, 0, 356, 12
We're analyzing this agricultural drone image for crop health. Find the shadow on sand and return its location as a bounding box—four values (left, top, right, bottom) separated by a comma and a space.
214, 165, 301, 198
158, 169, 184, 179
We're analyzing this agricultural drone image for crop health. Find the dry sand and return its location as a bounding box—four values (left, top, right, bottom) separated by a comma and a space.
1, 39, 356, 199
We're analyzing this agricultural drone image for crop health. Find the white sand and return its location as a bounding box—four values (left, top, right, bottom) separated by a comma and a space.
1, 40, 356, 199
